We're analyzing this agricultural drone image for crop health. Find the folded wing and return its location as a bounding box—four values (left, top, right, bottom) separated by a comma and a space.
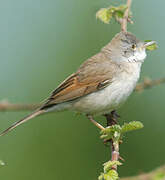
41, 53, 117, 109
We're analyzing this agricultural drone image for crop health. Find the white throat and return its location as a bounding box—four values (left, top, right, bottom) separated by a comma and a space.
127, 50, 146, 63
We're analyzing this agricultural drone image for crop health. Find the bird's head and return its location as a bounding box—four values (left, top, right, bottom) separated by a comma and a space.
103, 31, 155, 63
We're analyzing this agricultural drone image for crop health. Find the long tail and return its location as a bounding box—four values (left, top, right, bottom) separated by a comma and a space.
0, 110, 45, 136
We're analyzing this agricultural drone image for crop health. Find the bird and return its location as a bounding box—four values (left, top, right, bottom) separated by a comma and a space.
0, 31, 155, 136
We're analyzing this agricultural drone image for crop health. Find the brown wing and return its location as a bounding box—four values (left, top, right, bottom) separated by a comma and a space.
41, 53, 117, 109
42, 73, 111, 109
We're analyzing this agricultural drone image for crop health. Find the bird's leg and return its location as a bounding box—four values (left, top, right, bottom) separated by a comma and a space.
104, 110, 120, 126
86, 115, 105, 130
103, 110, 120, 145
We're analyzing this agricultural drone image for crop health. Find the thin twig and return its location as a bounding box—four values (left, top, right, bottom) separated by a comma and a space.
135, 77, 165, 92
0, 100, 40, 111
111, 142, 119, 170
121, 0, 132, 32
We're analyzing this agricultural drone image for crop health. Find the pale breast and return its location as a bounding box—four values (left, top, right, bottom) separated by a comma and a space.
72, 62, 141, 115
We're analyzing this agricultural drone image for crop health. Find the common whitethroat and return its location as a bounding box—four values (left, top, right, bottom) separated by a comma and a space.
0, 31, 155, 136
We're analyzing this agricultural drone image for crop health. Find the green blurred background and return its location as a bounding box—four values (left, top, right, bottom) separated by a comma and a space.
0, 0, 164, 179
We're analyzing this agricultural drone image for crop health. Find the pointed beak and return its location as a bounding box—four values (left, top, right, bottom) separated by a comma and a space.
143, 41, 156, 48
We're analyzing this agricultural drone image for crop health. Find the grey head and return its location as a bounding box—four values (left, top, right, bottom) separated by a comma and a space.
102, 31, 155, 63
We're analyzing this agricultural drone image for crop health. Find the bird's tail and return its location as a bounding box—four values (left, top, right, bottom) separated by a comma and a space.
0, 110, 45, 136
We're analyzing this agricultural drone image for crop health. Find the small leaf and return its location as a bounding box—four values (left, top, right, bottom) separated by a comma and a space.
115, 10, 124, 19
98, 173, 104, 180
100, 125, 121, 141
104, 161, 122, 173
96, 4, 130, 24
113, 5, 127, 18
96, 8, 112, 24
121, 121, 144, 134
111, 125, 122, 133
145, 40, 157, 51
105, 170, 119, 180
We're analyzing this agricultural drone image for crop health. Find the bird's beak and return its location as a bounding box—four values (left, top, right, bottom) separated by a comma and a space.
143, 41, 156, 48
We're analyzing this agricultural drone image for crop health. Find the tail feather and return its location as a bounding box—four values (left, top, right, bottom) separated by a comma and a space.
0, 110, 45, 136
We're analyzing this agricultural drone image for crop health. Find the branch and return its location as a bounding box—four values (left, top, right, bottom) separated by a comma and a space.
0, 100, 40, 111
135, 77, 165, 92
121, 0, 132, 32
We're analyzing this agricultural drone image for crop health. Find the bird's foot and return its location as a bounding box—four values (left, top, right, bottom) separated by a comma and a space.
104, 110, 120, 126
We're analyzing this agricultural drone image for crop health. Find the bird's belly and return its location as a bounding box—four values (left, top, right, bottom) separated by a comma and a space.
72, 77, 138, 115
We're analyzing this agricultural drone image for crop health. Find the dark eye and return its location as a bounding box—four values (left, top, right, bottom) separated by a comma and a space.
132, 44, 136, 49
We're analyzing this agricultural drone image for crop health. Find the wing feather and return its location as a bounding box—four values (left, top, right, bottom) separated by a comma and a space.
41, 53, 117, 109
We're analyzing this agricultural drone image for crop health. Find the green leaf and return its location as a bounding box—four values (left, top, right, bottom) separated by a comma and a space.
98, 173, 104, 180
111, 125, 122, 133
105, 170, 119, 180
96, 4, 131, 24
121, 121, 144, 134
112, 5, 127, 18
98, 169, 119, 180
96, 8, 113, 24
100, 125, 121, 141
104, 161, 122, 173
145, 40, 157, 51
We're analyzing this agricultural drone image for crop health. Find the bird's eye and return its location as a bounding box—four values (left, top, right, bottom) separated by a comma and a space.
132, 44, 136, 50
